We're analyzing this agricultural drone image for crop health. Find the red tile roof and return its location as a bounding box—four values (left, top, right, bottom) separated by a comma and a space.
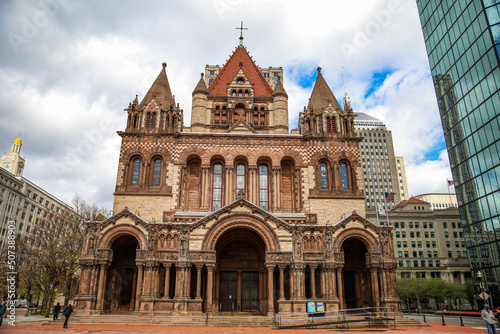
208, 47, 273, 97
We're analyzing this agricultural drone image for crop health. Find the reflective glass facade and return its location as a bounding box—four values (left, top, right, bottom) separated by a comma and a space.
417, 0, 500, 306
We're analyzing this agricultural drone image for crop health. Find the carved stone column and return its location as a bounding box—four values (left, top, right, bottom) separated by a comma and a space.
248, 166, 258, 203
336, 267, 344, 309
267, 266, 275, 315
310, 266, 316, 299
206, 265, 215, 313
295, 168, 302, 212
278, 265, 285, 300
237, 270, 242, 311
96, 264, 108, 310
196, 265, 203, 299
225, 166, 233, 204
130, 267, 138, 311
371, 267, 380, 307
163, 264, 171, 298
201, 165, 210, 210
78, 264, 89, 294
273, 167, 282, 211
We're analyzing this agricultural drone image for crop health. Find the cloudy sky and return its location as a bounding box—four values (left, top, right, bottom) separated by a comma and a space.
0, 0, 454, 210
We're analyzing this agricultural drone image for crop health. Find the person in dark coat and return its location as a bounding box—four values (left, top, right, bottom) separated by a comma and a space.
62, 303, 73, 328
0, 301, 7, 326
53, 302, 61, 321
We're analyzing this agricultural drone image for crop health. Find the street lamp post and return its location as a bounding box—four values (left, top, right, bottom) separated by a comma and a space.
478, 271, 489, 308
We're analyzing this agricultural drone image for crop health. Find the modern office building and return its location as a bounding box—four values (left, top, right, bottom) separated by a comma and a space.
395, 157, 409, 202
0, 137, 73, 248
416, 0, 500, 306
354, 112, 405, 212
366, 196, 471, 283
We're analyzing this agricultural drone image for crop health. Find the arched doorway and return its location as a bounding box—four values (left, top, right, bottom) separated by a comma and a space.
215, 228, 266, 314
105, 235, 138, 312
342, 238, 371, 309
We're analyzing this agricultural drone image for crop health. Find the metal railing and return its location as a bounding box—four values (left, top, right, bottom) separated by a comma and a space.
274, 306, 396, 330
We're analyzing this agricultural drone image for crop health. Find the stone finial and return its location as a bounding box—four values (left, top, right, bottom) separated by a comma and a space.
317, 66, 322, 73
200, 73, 204, 78
162, 62, 167, 69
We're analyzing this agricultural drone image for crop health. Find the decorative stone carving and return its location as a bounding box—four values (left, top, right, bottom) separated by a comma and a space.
265, 252, 292, 263
324, 230, 333, 257
179, 227, 189, 258
293, 229, 303, 259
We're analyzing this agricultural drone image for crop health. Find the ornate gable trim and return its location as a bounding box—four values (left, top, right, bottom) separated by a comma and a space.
94, 207, 149, 228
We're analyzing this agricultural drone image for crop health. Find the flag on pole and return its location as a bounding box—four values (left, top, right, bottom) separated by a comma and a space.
377, 203, 386, 215
385, 192, 395, 203
447, 179, 454, 186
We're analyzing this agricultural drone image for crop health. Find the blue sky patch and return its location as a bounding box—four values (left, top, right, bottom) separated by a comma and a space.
423, 139, 447, 161
294, 68, 317, 89
364, 69, 393, 99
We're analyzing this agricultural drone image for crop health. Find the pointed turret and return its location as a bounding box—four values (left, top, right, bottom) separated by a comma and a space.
191, 73, 210, 132
192, 73, 209, 96
1, 136, 25, 176
272, 75, 288, 98
139, 62, 175, 109
307, 67, 342, 112
272, 76, 289, 134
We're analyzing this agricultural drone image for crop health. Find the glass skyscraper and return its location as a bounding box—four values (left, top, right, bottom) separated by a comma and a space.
416, 0, 500, 306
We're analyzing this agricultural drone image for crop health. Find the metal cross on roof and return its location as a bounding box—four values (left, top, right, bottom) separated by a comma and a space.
236, 21, 248, 46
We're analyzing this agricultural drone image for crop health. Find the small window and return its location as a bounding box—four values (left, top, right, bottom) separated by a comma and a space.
236, 164, 245, 197
320, 162, 328, 189
259, 164, 269, 210
212, 163, 223, 210
340, 163, 348, 189
131, 158, 141, 186
152, 159, 161, 186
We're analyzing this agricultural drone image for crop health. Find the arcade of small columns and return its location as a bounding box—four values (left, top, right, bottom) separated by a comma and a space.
77, 242, 397, 314
177, 162, 302, 212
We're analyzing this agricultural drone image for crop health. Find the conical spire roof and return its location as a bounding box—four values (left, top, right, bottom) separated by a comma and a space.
272, 75, 287, 98
139, 63, 174, 109
208, 47, 273, 96
192, 73, 209, 96
307, 67, 342, 111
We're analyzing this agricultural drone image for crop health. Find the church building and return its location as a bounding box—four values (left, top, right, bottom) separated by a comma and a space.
75, 38, 399, 316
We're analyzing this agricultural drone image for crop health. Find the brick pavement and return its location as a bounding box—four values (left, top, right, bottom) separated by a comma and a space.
0, 321, 490, 334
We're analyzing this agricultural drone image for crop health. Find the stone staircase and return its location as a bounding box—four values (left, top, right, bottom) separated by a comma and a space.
47, 314, 275, 328
395, 316, 430, 327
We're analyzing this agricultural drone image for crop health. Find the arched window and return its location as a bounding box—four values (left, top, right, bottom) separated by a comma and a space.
327, 116, 336, 133
152, 159, 162, 186
214, 106, 221, 125
131, 158, 141, 186
244, 90, 249, 97
232, 90, 237, 97
221, 106, 227, 124
212, 163, 223, 210
238, 90, 243, 97
320, 162, 328, 189
259, 164, 269, 210
340, 163, 349, 189
236, 163, 245, 197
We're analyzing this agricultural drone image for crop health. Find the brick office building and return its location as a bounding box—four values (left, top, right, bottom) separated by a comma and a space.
75, 42, 399, 316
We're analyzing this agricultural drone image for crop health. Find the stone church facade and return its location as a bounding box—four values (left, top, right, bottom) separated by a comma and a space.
75, 43, 399, 316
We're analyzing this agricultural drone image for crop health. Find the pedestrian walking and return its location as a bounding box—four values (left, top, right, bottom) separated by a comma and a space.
482, 304, 497, 334
62, 303, 73, 329
53, 302, 61, 321
496, 306, 500, 329
0, 301, 7, 326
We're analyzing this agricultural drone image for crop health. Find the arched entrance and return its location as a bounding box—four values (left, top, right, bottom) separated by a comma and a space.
105, 235, 138, 312
342, 238, 371, 309
215, 228, 266, 314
